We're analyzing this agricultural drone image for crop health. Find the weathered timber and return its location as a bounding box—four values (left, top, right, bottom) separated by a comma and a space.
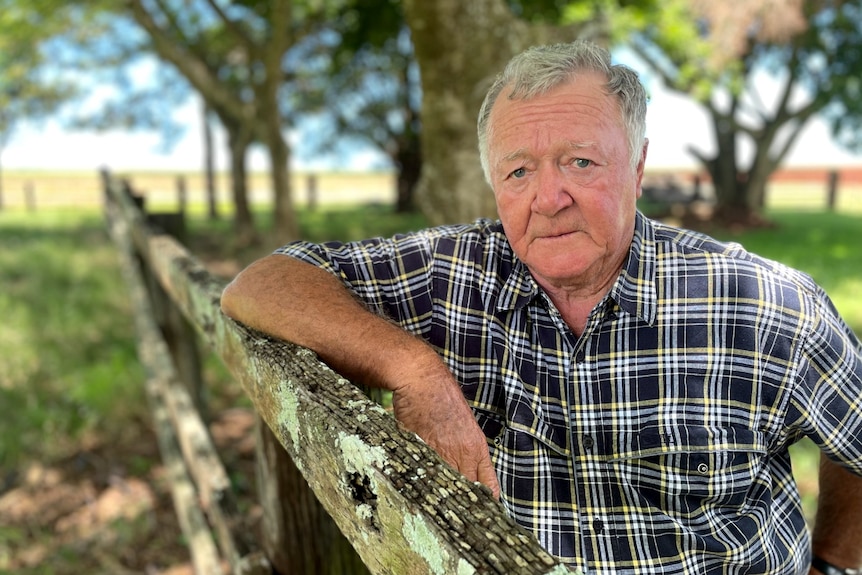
255, 419, 370, 574
145, 210, 208, 418
106, 178, 577, 575
106, 195, 269, 575
107, 175, 362, 574
149, 374, 225, 575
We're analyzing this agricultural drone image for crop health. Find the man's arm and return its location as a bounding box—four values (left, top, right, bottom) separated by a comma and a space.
809, 454, 862, 574
221, 254, 501, 498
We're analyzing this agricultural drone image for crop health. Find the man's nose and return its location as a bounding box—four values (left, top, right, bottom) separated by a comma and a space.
533, 167, 574, 215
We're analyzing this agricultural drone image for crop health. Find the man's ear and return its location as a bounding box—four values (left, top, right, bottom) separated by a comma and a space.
635, 138, 649, 199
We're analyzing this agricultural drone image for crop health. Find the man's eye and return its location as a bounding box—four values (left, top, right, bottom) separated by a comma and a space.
511, 167, 527, 178
574, 158, 591, 168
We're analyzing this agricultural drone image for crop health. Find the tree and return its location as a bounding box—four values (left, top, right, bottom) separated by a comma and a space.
293, 0, 421, 213
0, 1, 217, 222
402, 0, 605, 225
0, 1, 97, 207
202, 100, 219, 221
127, 0, 311, 245
627, 0, 862, 224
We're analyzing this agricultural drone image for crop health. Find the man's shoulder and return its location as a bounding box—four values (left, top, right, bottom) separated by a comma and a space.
647, 217, 821, 296
399, 219, 512, 267
649, 218, 742, 257
424, 218, 504, 238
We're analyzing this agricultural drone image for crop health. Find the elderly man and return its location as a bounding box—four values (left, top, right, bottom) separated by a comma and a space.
221, 40, 862, 574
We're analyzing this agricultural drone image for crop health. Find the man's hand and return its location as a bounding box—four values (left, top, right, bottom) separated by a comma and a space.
390, 363, 501, 499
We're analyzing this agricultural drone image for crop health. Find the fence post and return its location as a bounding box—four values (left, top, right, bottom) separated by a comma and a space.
146, 210, 207, 420
692, 174, 703, 201
25, 182, 35, 212
119, 177, 207, 420
827, 170, 839, 212
256, 422, 370, 575
306, 174, 318, 211
176, 175, 188, 217
109, 172, 366, 573
104, 172, 270, 574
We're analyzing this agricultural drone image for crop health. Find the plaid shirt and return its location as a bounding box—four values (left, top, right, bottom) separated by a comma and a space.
277, 211, 862, 574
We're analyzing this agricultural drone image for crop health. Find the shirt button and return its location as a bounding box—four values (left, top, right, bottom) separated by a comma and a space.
582, 435, 595, 449
575, 349, 586, 363
696, 462, 710, 475
592, 518, 604, 534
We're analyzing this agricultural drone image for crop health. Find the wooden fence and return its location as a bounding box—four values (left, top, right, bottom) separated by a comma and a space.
102, 170, 574, 574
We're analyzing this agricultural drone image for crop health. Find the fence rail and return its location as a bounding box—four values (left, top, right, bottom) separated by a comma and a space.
105, 174, 269, 574
102, 170, 574, 574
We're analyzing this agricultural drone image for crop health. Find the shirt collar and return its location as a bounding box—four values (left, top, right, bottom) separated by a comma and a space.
495, 211, 658, 325
610, 211, 657, 325
496, 257, 539, 312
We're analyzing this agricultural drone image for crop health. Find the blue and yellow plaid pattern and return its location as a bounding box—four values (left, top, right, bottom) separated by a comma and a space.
276, 211, 862, 574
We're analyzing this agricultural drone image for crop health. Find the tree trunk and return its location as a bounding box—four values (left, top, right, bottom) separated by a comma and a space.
266, 127, 299, 244
393, 140, 421, 213
403, 0, 603, 225
226, 121, 258, 247
746, 161, 773, 212
259, 0, 299, 245
403, 0, 522, 225
700, 103, 755, 224
702, 101, 795, 226
202, 101, 219, 221
254, 417, 369, 575
0, 147, 5, 212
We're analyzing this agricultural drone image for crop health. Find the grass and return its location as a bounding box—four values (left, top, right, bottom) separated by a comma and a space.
0, 202, 859, 569
0, 210, 147, 467
297, 203, 429, 242
0, 203, 429, 471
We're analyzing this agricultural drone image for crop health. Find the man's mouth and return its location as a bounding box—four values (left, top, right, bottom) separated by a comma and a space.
541, 229, 579, 240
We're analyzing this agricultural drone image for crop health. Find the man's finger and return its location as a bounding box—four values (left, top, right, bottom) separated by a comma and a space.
477, 456, 501, 500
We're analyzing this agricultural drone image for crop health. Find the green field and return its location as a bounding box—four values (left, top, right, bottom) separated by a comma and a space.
0, 211, 146, 465
0, 203, 859, 572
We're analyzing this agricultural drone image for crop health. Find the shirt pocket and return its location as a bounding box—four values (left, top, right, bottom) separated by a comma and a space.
607, 426, 767, 513
474, 402, 570, 458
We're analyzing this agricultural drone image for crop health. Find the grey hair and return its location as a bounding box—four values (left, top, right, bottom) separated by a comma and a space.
477, 40, 647, 184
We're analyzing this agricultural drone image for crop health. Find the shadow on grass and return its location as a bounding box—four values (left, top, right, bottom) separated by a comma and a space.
0, 212, 145, 467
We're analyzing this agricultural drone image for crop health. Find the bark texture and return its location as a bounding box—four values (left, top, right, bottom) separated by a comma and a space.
403, 0, 603, 225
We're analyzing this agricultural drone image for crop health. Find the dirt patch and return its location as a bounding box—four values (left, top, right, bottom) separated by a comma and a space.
0, 408, 259, 574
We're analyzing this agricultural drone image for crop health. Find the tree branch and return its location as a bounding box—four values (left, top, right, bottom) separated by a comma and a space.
125, 0, 246, 122
204, 0, 259, 59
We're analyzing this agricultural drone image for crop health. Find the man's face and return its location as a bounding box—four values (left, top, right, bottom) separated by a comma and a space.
487, 71, 646, 295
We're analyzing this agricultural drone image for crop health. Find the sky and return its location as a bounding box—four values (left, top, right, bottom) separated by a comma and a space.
3, 52, 861, 174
